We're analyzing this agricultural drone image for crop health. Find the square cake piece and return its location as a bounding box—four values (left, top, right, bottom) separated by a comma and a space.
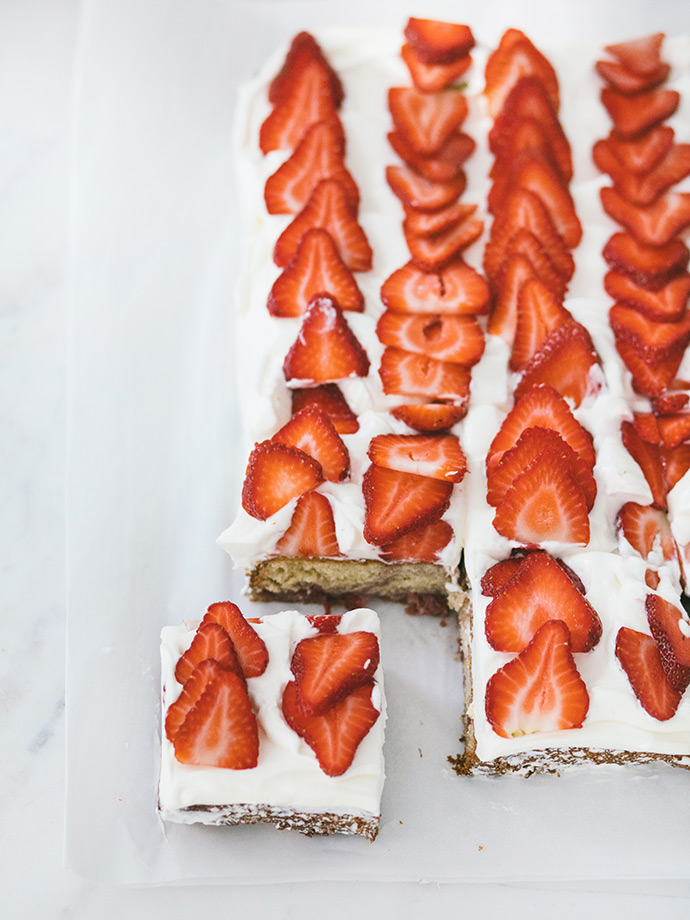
159, 605, 386, 840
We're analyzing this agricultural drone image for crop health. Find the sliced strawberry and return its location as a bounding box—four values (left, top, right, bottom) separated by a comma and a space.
283, 295, 370, 384
376, 311, 484, 366
616, 501, 677, 564
487, 384, 595, 475
379, 347, 472, 401
662, 443, 690, 491
273, 404, 349, 482
657, 414, 690, 449
404, 18, 475, 64
379, 518, 453, 563
601, 86, 679, 140
368, 433, 467, 483
653, 393, 690, 415
604, 33, 666, 76
264, 119, 359, 215
646, 569, 661, 590
490, 116, 572, 184
291, 384, 359, 435
166, 659, 216, 740
174, 621, 241, 687
593, 140, 690, 207
604, 271, 690, 323
268, 32, 343, 108
168, 662, 259, 768
602, 125, 674, 175
646, 593, 690, 692
404, 213, 483, 271
485, 551, 602, 653
609, 304, 690, 359
488, 254, 537, 345
401, 44, 472, 94
362, 463, 452, 545
404, 200, 477, 237
275, 491, 340, 558
510, 277, 572, 371
484, 31, 560, 119
386, 164, 467, 212
274, 178, 372, 271
260, 61, 339, 154
202, 601, 269, 679
595, 58, 670, 95
485, 619, 590, 739
389, 87, 468, 156
615, 337, 686, 398
489, 77, 573, 182
268, 228, 363, 317
241, 440, 323, 520
388, 129, 474, 182
487, 426, 596, 511
481, 556, 525, 596
306, 614, 342, 634
633, 412, 661, 445
493, 450, 590, 545
601, 187, 690, 248
282, 679, 379, 777
615, 626, 681, 721
381, 258, 489, 315
514, 321, 601, 408
621, 420, 667, 509
290, 630, 380, 715
484, 189, 575, 283
602, 233, 689, 291
390, 402, 466, 432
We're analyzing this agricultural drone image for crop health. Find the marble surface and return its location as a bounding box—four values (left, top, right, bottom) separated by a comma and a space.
3, 0, 690, 915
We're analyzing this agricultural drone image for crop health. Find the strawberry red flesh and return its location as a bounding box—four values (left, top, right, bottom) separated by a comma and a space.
174, 621, 242, 686
615, 626, 681, 721
381, 259, 489, 315
389, 86, 468, 156
275, 490, 341, 558
376, 311, 484, 366
367, 433, 467, 483
241, 440, 324, 521
646, 594, 690, 692
379, 347, 472, 401
404, 18, 475, 64
202, 602, 269, 679
390, 402, 467, 432
616, 501, 677, 563
290, 630, 380, 716
273, 404, 349, 482
291, 384, 359, 435
362, 463, 452, 545
379, 518, 453, 563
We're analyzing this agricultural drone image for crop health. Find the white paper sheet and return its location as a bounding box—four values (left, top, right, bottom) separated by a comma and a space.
65, 0, 690, 885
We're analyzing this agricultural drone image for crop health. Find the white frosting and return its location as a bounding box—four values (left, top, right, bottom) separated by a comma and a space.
159, 608, 386, 820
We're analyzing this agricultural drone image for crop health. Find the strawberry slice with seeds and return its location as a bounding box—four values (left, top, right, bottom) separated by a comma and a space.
646, 594, 690, 692
493, 450, 590, 545
376, 311, 484, 366
653, 393, 690, 415
404, 213, 484, 271
595, 58, 670, 95
242, 440, 324, 520
275, 490, 340, 558
386, 164, 466, 212
388, 130, 475, 183
404, 18, 475, 64
514, 321, 601, 408
269, 32, 343, 108
657, 414, 690, 449
602, 233, 689, 291
481, 556, 525, 597
306, 614, 342, 634
601, 125, 674, 175
282, 679, 379, 777
379, 347, 472, 401
166, 660, 259, 768
484, 31, 560, 119
274, 179, 372, 271
264, 119, 359, 215
632, 412, 661, 445
273, 405, 349, 482
510, 277, 572, 371
609, 304, 690, 359
488, 254, 539, 345
379, 518, 453, 563
290, 630, 380, 715
283, 295, 370, 385
662, 443, 690, 491
487, 426, 596, 511
381, 259, 489, 315
615, 338, 686, 398
202, 601, 269, 679
174, 621, 242, 687
404, 200, 477, 237
593, 140, 690, 207
485, 552, 602, 653
621, 420, 667, 509
260, 61, 339, 154
604, 33, 666, 76
616, 501, 677, 563
362, 463, 452, 545
601, 187, 690, 248
601, 86, 679, 140
490, 116, 572, 184
604, 271, 690, 323
390, 402, 466, 432
388, 87, 468, 156
487, 384, 595, 476
291, 384, 359, 435
615, 626, 681, 721
268, 228, 363, 317
499, 229, 571, 296
485, 619, 590, 738
368, 433, 467, 483
401, 44, 472, 94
